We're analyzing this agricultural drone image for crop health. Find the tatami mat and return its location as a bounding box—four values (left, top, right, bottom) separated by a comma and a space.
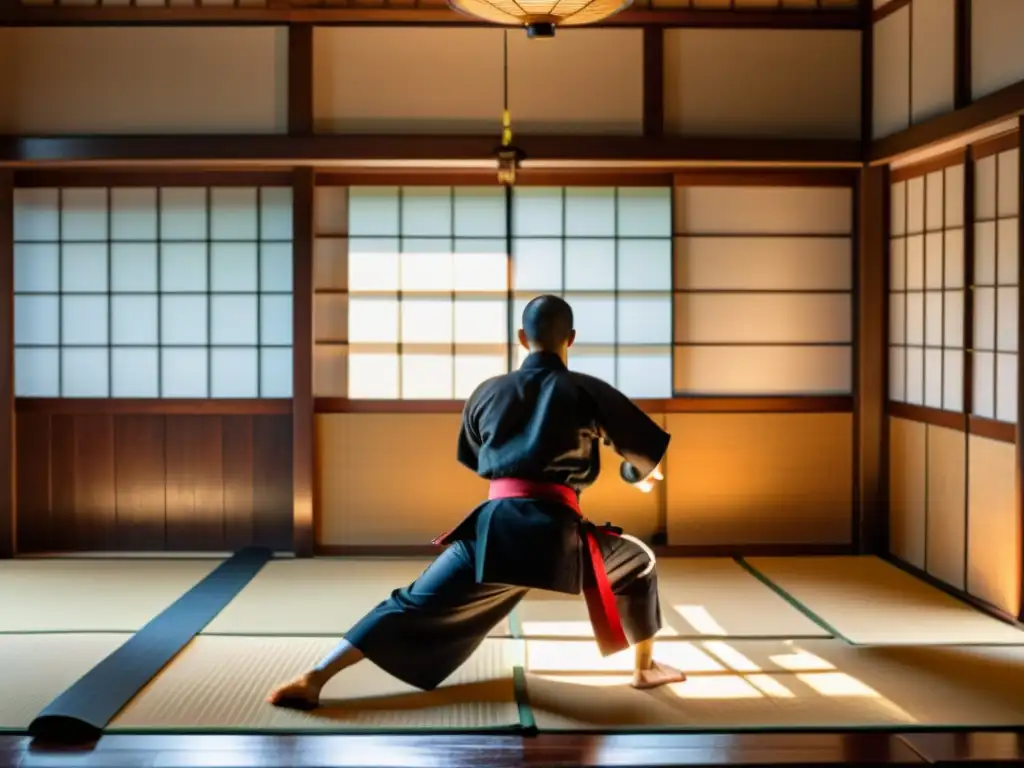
202, 559, 510, 637
0, 559, 222, 633
743, 556, 1024, 645
524, 638, 1024, 731
0, 633, 129, 731
517, 558, 830, 639
111, 636, 523, 733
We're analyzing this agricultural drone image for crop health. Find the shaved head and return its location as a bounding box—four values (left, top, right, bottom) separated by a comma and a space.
521, 294, 575, 352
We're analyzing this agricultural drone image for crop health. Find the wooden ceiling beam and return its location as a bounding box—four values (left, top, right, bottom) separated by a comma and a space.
0, 134, 863, 167
0, 6, 861, 28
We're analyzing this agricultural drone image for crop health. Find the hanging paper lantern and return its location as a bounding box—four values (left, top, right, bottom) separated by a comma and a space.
448, 0, 633, 37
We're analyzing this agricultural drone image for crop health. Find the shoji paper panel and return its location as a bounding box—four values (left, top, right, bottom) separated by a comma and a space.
910, 0, 956, 123
873, 5, 911, 139
972, 0, 1024, 99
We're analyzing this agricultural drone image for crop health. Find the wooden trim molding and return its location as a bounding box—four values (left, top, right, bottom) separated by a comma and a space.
971, 130, 1020, 160
0, 6, 863, 27
888, 402, 1016, 444
0, 135, 864, 167
292, 168, 316, 558
14, 399, 292, 415
13, 170, 295, 188
0, 171, 12, 558
316, 170, 677, 188
673, 169, 858, 187
889, 148, 968, 183
315, 396, 854, 415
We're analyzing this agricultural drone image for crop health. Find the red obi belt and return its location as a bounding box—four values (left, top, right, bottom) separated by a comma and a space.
437, 478, 629, 657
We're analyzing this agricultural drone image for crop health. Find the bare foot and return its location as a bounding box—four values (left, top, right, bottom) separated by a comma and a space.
266, 674, 323, 710
632, 662, 687, 690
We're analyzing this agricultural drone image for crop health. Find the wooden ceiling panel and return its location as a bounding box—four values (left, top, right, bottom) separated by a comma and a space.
2, 0, 863, 25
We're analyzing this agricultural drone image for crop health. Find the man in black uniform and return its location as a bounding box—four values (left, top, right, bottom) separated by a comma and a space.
268, 295, 684, 708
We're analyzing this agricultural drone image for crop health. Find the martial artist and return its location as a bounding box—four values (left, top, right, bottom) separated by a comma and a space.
268, 294, 685, 709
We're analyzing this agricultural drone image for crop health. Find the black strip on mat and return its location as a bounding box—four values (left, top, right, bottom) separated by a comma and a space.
29, 546, 273, 743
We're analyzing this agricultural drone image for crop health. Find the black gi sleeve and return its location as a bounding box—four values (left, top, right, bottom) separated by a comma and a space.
576, 374, 671, 480
456, 383, 485, 472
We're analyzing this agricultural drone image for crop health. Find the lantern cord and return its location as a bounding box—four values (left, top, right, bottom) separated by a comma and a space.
501, 30, 512, 147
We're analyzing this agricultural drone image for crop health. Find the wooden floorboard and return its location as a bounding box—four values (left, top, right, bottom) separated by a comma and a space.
4, 730, 1024, 766
899, 732, 1024, 765
0, 731, 971, 768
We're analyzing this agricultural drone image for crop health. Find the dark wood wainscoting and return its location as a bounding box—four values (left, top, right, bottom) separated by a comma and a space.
15, 401, 293, 553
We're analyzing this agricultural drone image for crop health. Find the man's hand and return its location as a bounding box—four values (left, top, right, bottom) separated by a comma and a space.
633, 464, 664, 494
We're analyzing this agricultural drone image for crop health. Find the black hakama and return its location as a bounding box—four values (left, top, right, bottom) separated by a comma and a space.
344, 501, 662, 692
343, 351, 671, 691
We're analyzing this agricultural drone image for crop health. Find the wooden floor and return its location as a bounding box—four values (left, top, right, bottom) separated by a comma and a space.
2, 732, 1024, 767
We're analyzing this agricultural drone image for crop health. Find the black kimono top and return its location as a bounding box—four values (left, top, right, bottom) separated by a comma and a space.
448, 351, 671, 593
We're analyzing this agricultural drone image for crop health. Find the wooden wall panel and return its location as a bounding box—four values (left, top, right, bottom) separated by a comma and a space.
315, 413, 662, 546
316, 413, 487, 546
663, 30, 861, 139
3, 28, 288, 134
313, 28, 503, 134
910, 0, 956, 124
664, 413, 853, 546
317, 411, 847, 548
925, 424, 967, 590
966, 434, 1020, 615
507, 30, 643, 135
872, 4, 911, 139
313, 28, 643, 136
888, 416, 926, 569
15, 412, 293, 553
971, 0, 1024, 100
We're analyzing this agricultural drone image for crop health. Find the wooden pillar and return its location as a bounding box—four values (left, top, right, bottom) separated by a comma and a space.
292, 168, 315, 557
642, 27, 664, 139
0, 171, 14, 558
288, 25, 314, 137
855, 165, 888, 553
1016, 119, 1024, 618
